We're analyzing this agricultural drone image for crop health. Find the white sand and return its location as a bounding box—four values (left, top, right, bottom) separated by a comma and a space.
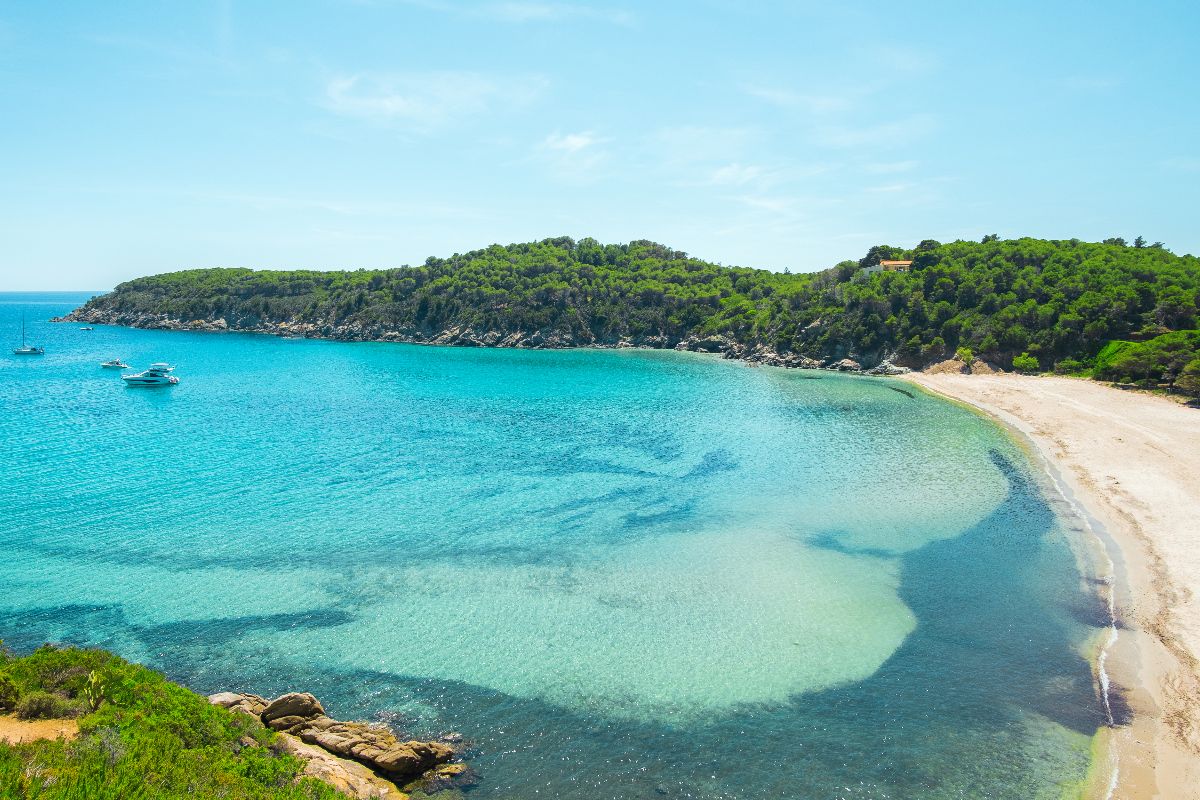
905, 373, 1200, 799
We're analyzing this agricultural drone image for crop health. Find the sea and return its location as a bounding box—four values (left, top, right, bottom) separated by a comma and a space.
0, 292, 1109, 798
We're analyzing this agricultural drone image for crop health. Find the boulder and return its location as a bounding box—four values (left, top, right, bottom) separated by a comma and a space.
408, 761, 478, 794
865, 359, 911, 376
277, 733, 408, 800
208, 692, 269, 719
261, 692, 325, 724
969, 360, 1003, 375
267, 715, 313, 733
686, 335, 735, 353
296, 719, 454, 781
926, 358, 969, 375
832, 358, 862, 372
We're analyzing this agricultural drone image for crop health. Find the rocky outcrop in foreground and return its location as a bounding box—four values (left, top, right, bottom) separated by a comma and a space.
209, 691, 470, 800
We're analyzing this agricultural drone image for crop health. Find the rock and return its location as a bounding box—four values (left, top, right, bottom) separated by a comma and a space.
296, 719, 454, 781
682, 334, 735, 353
831, 358, 862, 372
408, 761, 478, 793
208, 692, 270, 718
969, 360, 1003, 375
865, 359, 911, 376
261, 692, 325, 724
277, 733, 409, 800
926, 358, 969, 375
267, 715, 313, 733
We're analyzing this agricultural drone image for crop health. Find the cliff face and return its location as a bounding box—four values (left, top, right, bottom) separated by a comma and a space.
55, 302, 906, 373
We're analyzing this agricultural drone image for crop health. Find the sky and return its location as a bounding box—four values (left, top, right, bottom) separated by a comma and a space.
1, 1, 1198, 290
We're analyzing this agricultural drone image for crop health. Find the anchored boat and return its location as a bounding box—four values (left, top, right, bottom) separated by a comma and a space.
12, 313, 44, 355
122, 363, 179, 387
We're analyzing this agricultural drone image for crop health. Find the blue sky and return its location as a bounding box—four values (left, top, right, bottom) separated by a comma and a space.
1, 1, 1197, 289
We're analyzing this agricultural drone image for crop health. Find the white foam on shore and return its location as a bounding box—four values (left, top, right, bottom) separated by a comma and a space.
1033, 453, 1121, 800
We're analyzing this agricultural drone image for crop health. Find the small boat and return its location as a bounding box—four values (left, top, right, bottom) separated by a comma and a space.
122, 364, 179, 387
12, 313, 44, 355
80, 326, 93, 331
100, 359, 130, 369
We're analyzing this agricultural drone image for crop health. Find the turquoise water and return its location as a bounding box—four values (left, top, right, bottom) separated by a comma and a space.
1, 292, 1107, 798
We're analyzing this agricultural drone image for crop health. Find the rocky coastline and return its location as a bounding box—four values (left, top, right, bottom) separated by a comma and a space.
52, 308, 916, 376
208, 690, 471, 800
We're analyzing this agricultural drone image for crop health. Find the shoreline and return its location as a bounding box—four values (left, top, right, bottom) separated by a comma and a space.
903, 372, 1200, 800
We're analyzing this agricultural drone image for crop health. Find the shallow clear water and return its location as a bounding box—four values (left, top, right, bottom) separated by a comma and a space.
0, 292, 1107, 798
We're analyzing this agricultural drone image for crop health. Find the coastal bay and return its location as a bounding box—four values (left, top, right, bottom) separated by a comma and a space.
906, 373, 1200, 799
2, 292, 1112, 798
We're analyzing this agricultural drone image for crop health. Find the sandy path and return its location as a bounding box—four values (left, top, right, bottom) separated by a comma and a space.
0, 714, 79, 744
905, 373, 1200, 800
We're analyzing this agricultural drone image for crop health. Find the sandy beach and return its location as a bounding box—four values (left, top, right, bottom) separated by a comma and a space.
905, 373, 1200, 799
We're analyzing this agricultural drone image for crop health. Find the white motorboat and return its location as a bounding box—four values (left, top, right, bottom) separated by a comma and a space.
101, 359, 130, 369
122, 364, 179, 387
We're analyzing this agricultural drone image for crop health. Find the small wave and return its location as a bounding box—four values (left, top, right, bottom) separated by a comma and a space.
1035, 456, 1120, 799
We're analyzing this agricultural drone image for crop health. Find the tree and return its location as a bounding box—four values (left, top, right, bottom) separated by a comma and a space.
1012, 352, 1040, 373
1176, 358, 1200, 396
955, 346, 975, 365
1134, 236, 1147, 248
981, 234, 999, 243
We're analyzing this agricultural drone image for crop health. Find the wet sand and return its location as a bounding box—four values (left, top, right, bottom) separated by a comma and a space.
905, 372, 1200, 800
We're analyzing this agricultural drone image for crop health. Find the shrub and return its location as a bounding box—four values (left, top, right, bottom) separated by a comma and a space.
1054, 358, 1086, 374
955, 346, 974, 365
14, 690, 77, 720
1012, 352, 1040, 373
0, 674, 17, 711
1177, 358, 1200, 396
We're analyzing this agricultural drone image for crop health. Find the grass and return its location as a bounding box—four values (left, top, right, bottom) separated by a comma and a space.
0, 642, 346, 799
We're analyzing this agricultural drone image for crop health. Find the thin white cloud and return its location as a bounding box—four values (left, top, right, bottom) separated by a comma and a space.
861, 160, 917, 174
814, 114, 936, 148
481, 2, 633, 24
863, 182, 913, 194
380, 0, 633, 25
866, 44, 938, 75
736, 194, 800, 215
708, 163, 766, 186
1161, 157, 1200, 173
1061, 75, 1121, 91
652, 126, 762, 167
322, 71, 546, 130
536, 131, 610, 180
743, 85, 852, 114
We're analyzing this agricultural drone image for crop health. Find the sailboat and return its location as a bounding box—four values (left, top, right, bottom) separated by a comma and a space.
12, 313, 44, 355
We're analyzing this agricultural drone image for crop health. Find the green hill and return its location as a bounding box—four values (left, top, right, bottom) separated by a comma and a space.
63, 236, 1200, 381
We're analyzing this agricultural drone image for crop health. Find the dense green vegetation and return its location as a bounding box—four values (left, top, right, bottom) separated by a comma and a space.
0, 643, 341, 799
74, 235, 1200, 390
1093, 331, 1200, 391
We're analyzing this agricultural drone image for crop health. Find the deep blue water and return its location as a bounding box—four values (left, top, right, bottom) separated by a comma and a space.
0, 292, 1106, 798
